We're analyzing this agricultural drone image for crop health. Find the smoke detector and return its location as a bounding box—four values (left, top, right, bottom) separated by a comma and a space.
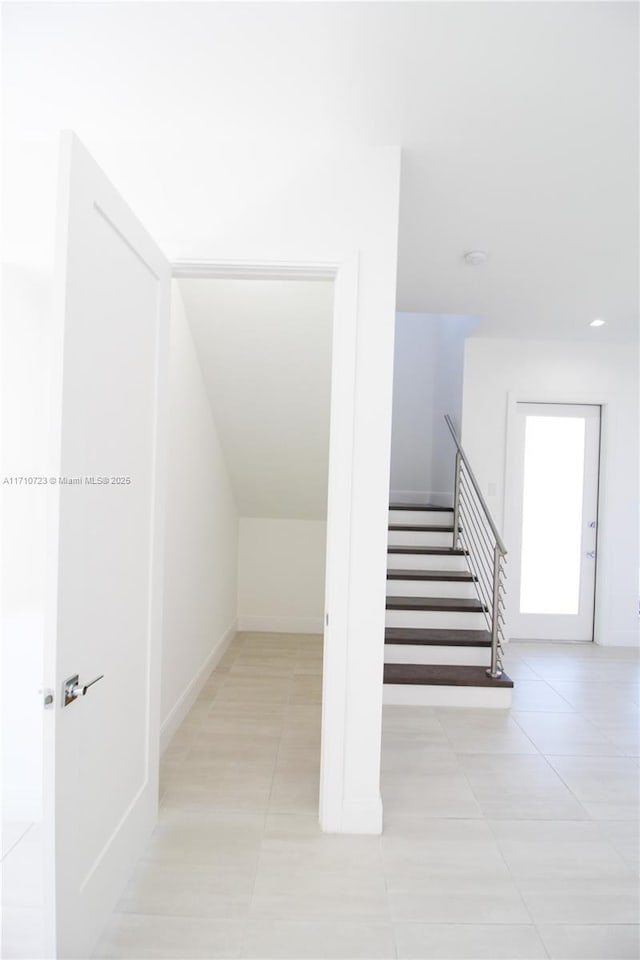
464, 250, 488, 266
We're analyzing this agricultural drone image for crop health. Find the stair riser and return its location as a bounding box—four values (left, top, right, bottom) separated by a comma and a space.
385, 610, 488, 630
388, 529, 454, 548
383, 684, 512, 708
386, 579, 477, 599
384, 644, 490, 665
387, 553, 468, 572
389, 510, 453, 527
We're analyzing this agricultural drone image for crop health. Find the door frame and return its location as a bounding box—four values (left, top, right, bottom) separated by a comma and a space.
171, 256, 364, 833
503, 389, 607, 645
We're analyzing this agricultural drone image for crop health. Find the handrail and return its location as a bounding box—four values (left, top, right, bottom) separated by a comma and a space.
445, 415, 507, 554
445, 414, 507, 680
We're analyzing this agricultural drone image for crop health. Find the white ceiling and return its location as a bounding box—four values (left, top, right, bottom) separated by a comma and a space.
3, 2, 638, 341
179, 279, 333, 519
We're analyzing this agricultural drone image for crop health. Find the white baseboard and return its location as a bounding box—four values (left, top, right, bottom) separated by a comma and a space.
159, 620, 236, 754
237, 615, 324, 634
389, 489, 452, 507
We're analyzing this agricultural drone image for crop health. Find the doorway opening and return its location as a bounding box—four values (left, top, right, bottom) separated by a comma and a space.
159, 271, 334, 817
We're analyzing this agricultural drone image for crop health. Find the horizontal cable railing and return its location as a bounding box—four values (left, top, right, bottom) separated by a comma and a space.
445, 415, 508, 679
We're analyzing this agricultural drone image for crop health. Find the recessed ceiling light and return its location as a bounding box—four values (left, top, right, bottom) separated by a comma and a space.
464, 250, 488, 266
589, 318, 606, 327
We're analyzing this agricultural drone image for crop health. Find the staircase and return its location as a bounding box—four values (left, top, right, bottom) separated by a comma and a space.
383, 418, 514, 707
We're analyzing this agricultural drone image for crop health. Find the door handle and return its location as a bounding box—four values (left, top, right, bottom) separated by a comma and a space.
586, 550, 596, 559
63, 673, 104, 707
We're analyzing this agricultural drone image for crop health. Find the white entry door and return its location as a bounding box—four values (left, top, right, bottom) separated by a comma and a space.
44, 133, 170, 957
507, 403, 601, 642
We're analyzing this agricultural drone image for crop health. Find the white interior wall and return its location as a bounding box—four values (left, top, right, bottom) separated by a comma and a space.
389, 314, 437, 503
390, 314, 475, 505
462, 337, 639, 647
238, 519, 326, 634
430, 316, 478, 499
160, 284, 239, 750
179, 278, 333, 520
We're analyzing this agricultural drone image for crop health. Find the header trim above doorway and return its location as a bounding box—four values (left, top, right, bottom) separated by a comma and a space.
171, 258, 338, 282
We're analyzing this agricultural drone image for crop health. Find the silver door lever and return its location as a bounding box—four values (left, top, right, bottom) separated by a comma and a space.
63, 673, 104, 707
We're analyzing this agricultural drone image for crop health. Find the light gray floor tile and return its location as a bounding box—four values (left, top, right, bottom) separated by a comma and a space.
161, 778, 275, 813
510, 680, 574, 712
489, 819, 632, 879
595, 820, 640, 871
436, 707, 539, 754
382, 770, 483, 818
512, 642, 639, 663
381, 818, 511, 884
521, 658, 640, 684
229, 656, 297, 677
387, 878, 531, 923
206, 699, 287, 721
516, 876, 640, 923
459, 753, 590, 819
500, 654, 543, 681
144, 810, 265, 866
250, 856, 390, 923
587, 716, 640, 757
240, 919, 396, 959
538, 923, 640, 959
545, 755, 640, 819
93, 633, 640, 960
216, 675, 293, 704
115, 860, 254, 918
290, 674, 323, 704
383, 705, 442, 737
512, 710, 625, 756
381, 741, 461, 774
394, 922, 548, 958
92, 914, 243, 959
545, 680, 639, 719
268, 766, 320, 814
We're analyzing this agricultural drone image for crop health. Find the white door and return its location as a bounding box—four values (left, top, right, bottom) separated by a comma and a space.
507, 403, 601, 642
43, 132, 170, 958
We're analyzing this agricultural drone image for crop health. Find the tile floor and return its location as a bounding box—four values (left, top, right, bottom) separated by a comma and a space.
94, 634, 640, 959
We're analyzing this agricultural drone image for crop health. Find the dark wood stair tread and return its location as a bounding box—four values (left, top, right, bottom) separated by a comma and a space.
388, 546, 467, 556
389, 503, 453, 513
386, 596, 486, 613
384, 663, 514, 689
389, 523, 454, 532
387, 569, 475, 582
385, 627, 491, 647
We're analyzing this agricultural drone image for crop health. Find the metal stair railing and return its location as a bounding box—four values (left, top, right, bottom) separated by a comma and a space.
445, 415, 507, 679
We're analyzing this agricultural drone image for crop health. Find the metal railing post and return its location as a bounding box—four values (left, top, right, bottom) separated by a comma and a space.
487, 543, 503, 679
452, 450, 461, 549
